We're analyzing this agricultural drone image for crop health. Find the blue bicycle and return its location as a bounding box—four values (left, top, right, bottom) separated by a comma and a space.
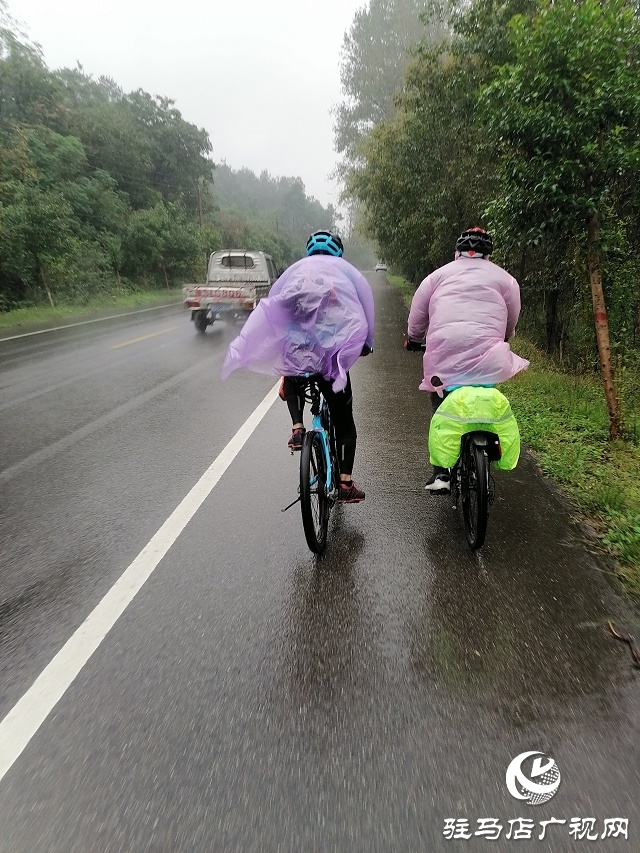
299, 377, 340, 554
282, 376, 339, 554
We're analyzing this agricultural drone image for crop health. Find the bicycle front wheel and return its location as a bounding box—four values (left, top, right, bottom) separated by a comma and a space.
461, 442, 489, 549
300, 431, 329, 554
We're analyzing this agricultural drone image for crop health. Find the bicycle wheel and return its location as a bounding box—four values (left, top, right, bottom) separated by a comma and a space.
461, 441, 489, 549
300, 431, 329, 554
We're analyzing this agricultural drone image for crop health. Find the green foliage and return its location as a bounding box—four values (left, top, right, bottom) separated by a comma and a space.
346, 0, 640, 397
341, 0, 540, 269
505, 338, 640, 594
0, 286, 183, 329
0, 17, 299, 309
0, 25, 65, 130
0, 182, 77, 293
349, 40, 496, 279
335, 0, 440, 168
0, 17, 218, 308
482, 0, 640, 246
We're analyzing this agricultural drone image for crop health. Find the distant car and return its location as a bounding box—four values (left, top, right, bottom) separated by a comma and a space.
375, 262, 387, 271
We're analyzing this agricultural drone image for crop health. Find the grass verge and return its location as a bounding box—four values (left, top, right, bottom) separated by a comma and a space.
389, 273, 640, 597
0, 289, 183, 331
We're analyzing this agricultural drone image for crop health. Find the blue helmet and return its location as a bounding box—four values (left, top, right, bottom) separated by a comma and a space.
305, 230, 344, 257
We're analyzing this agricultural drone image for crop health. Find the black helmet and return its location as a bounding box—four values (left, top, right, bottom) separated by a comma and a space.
306, 230, 344, 257
455, 227, 493, 256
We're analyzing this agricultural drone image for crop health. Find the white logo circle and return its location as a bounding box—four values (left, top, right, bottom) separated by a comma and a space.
506, 751, 561, 806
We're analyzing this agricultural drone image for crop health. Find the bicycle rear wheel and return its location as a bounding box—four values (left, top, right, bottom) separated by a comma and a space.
461, 441, 489, 549
300, 431, 329, 554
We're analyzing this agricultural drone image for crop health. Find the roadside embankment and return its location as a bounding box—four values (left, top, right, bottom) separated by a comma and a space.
0, 289, 183, 334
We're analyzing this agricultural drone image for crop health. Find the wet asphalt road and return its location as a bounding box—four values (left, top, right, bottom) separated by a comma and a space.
0, 278, 638, 852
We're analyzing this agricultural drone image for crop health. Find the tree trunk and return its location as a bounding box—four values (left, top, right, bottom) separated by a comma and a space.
518, 247, 527, 287
197, 182, 203, 228
587, 211, 620, 439
545, 288, 559, 354
37, 262, 54, 308
162, 261, 170, 289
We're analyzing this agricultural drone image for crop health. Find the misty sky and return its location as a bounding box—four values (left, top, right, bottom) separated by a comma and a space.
7, 0, 367, 209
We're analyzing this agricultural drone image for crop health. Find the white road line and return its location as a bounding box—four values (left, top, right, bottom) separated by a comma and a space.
0, 381, 280, 783
0, 303, 182, 342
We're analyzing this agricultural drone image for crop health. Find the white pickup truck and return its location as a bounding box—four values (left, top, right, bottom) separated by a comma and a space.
183, 249, 280, 332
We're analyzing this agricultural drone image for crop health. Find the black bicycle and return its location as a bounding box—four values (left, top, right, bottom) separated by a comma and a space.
451, 430, 501, 549
282, 377, 339, 554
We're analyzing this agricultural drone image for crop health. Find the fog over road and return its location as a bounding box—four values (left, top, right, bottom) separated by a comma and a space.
0, 279, 638, 851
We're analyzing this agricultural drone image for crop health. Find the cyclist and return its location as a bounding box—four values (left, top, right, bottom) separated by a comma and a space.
222, 230, 375, 503
405, 227, 529, 492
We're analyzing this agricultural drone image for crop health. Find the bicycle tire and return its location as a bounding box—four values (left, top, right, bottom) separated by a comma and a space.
300, 431, 329, 554
461, 441, 489, 549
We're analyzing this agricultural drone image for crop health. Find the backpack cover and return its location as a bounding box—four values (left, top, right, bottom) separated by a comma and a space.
428, 386, 520, 470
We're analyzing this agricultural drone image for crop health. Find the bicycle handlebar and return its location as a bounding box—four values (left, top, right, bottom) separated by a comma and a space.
404, 338, 425, 352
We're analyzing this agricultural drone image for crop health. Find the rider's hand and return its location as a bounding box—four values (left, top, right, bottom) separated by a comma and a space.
404, 338, 423, 352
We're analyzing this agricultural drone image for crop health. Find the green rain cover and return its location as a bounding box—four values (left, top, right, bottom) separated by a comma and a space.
428, 386, 520, 470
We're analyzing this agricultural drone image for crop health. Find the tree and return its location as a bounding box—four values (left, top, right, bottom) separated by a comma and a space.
124, 90, 212, 214
348, 33, 498, 278
334, 0, 445, 174
482, 0, 640, 438
0, 183, 78, 305
0, 12, 65, 132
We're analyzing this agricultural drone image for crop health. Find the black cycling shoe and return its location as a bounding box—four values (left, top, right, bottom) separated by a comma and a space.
287, 427, 305, 451
425, 467, 450, 493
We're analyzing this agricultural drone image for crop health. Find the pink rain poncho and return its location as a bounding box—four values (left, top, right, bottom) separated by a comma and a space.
221, 255, 375, 392
408, 256, 529, 392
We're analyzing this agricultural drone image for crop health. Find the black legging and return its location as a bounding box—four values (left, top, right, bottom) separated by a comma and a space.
430, 389, 450, 413
282, 374, 357, 476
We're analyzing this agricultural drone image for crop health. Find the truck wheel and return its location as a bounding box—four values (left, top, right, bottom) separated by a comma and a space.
194, 311, 210, 333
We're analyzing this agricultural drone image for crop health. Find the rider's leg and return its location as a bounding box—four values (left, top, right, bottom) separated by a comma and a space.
318, 375, 364, 503
426, 390, 451, 492
281, 377, 306, 450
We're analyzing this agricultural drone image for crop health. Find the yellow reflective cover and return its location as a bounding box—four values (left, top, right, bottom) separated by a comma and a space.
428, 386, 520, 470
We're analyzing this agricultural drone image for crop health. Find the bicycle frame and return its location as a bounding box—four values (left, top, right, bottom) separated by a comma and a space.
307, 385, 336, 501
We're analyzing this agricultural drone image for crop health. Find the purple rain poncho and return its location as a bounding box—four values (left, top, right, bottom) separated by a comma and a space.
407, 255, 529, 392
221, 255, 375, 392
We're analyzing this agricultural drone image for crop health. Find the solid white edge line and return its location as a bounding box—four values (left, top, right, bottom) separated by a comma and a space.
0, 303, 182, 342
0, 381, 280, 783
